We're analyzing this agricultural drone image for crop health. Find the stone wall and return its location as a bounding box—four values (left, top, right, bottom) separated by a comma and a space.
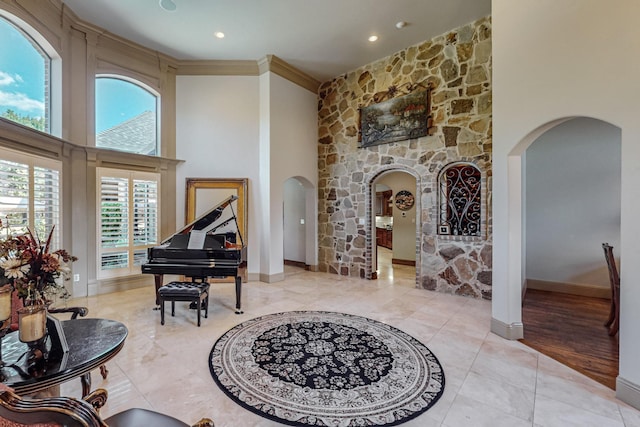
317, 16, 492, 299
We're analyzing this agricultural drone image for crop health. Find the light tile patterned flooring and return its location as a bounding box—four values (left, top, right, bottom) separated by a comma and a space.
57, 249, 640, 426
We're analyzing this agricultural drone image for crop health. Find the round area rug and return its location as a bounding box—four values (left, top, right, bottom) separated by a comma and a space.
208, 311, 445, 426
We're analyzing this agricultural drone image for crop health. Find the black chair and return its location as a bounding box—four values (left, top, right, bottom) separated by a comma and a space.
602, 243, 620, 336
0, 386, 214, 427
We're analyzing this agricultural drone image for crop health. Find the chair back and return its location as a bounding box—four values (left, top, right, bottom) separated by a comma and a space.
0, 389, 105, 427
602, 242, 620, 336
602, 243, 620, 290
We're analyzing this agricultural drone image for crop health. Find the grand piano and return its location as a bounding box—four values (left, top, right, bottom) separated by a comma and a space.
142, 195, 247, 313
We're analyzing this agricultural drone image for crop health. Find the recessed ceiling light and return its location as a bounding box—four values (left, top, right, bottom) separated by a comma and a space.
395, 21, 408, 29
368, 35, 378, 42
214, 31, 225, 39
159, 0, 177, 12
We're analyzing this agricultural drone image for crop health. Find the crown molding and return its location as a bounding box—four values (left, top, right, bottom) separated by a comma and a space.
177, 56, 320, 94
2, 1, 319, 92
258, 55, 320, 93
176, 60, 259, 76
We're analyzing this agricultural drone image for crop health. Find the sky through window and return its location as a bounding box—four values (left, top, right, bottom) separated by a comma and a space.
0, 16, 46, 123
1, 16, 157, 142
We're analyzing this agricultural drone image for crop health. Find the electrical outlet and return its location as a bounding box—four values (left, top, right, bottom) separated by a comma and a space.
73, 274, 80, 282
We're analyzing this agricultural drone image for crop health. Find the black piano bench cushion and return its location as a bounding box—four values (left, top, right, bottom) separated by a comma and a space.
158, 281, 210, 327
159, 281, 209, 296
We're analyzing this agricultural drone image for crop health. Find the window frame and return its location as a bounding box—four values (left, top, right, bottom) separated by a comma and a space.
0, 11, 62, 136
95, 75, 161, 156
96, 167, 160, 279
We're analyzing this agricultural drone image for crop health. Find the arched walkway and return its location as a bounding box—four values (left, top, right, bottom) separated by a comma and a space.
366, 166, 421, 284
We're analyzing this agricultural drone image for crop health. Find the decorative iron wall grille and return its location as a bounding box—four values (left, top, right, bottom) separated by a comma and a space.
438, 163, 481, 236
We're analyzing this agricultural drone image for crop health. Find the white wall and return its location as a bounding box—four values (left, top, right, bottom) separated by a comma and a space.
493, 0, 640, 405
175, 73, 317, 281
175, 75, 261, 275
266, 73, 318, 278
525, 117, 621, 288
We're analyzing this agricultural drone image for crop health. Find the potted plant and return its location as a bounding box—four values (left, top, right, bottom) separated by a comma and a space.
0, 219, 77, 343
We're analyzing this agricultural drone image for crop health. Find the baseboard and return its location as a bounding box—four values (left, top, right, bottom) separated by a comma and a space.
392, 258, 416, 266
247, 272, 260, 282
88, 275, 155, 296
491, 317, 524, 340
259, 272, 285, 283
526, 278, 610, 299
284, 259, 307, 269
616, 376, 640, 410
284, 260, 318, 271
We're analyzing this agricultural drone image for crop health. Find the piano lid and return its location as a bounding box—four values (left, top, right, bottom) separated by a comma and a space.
161, 195, 241, 245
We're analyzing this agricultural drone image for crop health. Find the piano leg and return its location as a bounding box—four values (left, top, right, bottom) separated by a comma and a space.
154, 274, 164, 306
235, 275, 243, 314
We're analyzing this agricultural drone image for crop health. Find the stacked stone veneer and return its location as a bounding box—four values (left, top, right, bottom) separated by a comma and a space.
317, 16, 492, 299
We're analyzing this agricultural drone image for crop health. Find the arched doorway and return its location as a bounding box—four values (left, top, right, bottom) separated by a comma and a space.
283, 176, 318, 273
368, 167, 420, 284
516, 117, 621, 388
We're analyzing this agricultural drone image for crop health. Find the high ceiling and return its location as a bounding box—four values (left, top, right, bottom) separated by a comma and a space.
62, 0, 490, 83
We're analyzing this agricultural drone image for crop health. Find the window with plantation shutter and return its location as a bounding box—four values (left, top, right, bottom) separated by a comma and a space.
0, 149, 61, 248
34, 165, 60, 247
97, 168, 159, 278
133, 179, 158, 266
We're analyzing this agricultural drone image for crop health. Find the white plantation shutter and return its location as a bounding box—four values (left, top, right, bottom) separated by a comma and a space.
0, 150, 62, 247
133, 179, 158, 266
34, 166, 61, 248
97, 168, 159, 278
0, 158, 29, 233
133, 179, 158, 245
99, 175, 129, 272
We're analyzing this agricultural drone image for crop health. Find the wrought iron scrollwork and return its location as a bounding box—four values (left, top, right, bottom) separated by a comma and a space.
439, 163, 481, 236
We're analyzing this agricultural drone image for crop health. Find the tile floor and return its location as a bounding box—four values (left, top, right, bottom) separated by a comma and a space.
57, 250, 640, 426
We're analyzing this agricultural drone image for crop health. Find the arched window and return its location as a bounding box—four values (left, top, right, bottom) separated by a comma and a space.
95, 77, 158, 156
0, 15, 50, 133
438, 162, 482, 236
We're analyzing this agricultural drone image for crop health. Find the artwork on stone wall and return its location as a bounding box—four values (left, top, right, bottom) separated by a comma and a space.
359, 83, 433, 148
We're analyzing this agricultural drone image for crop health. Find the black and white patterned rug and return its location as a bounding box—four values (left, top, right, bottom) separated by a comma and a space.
208, 311, 445, 426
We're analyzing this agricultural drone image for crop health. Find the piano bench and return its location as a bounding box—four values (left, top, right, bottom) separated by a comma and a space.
158, 281, 210, 327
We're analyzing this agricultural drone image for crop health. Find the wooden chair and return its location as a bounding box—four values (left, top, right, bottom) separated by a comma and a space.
0, 386, 214, 427
602, 243, 620, 336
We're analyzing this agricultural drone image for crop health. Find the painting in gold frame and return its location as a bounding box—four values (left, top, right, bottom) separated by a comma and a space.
185, 177, 248, 248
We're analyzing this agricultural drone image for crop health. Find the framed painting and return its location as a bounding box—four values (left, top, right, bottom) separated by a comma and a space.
185, 178, 248, 245
359, 89, 432, 148
185, 178, 248, 283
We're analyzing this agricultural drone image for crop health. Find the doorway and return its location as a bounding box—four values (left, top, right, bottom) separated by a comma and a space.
371, 170, 417, 284
521, 117, 621, 388
283, 176, 317, 276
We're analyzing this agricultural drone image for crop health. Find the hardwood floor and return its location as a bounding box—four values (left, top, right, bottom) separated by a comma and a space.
520, 289, 619, 389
